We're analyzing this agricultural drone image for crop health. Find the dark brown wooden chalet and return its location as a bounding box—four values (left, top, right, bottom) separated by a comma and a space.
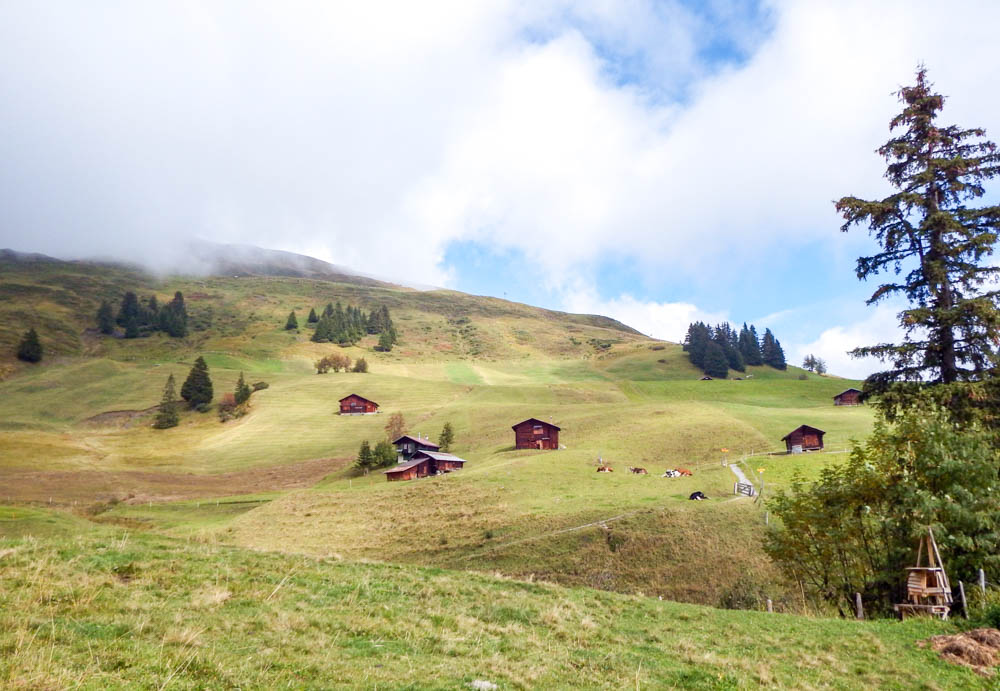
833, 388, 862, 406
782, 425, 825, 453
383, 451, 467, 482
393, 434, 439, 460
338, 394, 378, 415
512, 418, 561, 450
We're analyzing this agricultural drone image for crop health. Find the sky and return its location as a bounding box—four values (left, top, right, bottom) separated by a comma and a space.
2, 1, 1000, 378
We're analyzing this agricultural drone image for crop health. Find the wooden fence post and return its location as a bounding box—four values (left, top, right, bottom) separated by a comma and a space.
958, 581, 969, 619
766, 599, 773, 613
855, 593, 864, 620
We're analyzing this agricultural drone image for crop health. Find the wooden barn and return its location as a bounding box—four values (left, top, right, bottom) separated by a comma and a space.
512, 418, 561, 450
383, 450, 467, 482
338, 394, 379, 415
782, 425, 825, 453
393, 434, 439, 460
833, 388, 862, 406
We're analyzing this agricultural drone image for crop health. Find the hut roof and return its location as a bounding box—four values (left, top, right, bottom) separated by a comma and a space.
392, 434, 439, 449
339, 393, 377, 404
511, 418, 561, 431
413, 450, 466, 463
781, 424, 826, 441
383, 458, 427, 474
833, 388, 862, 398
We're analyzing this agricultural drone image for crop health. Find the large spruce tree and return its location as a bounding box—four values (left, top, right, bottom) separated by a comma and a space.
16, 328, 42, 363
761, 328, 786, 370
836, 68, 1000, 392
285, 311, 298, 330
180, 356, 213, 410
702, 341, 729, 379
153, 374, 179, 429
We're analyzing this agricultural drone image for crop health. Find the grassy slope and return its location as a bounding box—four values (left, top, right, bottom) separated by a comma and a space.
0, 524, 984, 689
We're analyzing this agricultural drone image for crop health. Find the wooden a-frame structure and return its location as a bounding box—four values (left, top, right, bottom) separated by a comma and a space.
894, 528, 953, 620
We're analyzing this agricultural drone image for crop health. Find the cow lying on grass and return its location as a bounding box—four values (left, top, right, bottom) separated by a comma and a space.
689, 491, 708, 501
662, 468, 693, 478
627, 467, 648, 474
596, 466, 614, 472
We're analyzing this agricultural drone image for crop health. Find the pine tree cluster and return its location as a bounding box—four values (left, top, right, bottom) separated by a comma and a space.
308, 301, 398, 350
683, 322, 785, 378
100, 291, 188, 339
353, 438, 397, 473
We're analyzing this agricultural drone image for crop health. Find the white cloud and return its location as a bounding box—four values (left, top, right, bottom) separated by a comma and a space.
1, 1, 998, 299
562, 286, 728, 342
793, 305, 903, 379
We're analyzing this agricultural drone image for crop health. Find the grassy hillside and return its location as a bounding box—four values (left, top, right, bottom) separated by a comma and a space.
0, 523, 985, 689
0, 255, 873, 611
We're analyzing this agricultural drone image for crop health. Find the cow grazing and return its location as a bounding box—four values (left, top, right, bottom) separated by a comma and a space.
689, 491, 708, 501
596, 466, 614, 472
628, 467, 648, 474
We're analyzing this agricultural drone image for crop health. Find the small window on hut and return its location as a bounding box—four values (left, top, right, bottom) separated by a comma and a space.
533, 425, 543, 434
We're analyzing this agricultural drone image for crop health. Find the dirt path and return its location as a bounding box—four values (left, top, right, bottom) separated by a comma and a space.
728, 463, 754, 491
0, 456, 349, 505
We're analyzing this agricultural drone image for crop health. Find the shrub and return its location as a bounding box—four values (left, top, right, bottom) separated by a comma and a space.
252, 381, 269, 391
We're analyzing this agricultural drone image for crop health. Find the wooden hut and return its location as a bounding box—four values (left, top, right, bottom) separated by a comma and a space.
781, 425, 825, 453
383, 450, 467, 482
833, 388, 862, 406
338, 394, 379, 415
512, 418, 561, 450
894, 529, 953, 619
392, 434, 439, 460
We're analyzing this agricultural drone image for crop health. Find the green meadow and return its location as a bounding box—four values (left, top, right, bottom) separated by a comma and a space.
2, 258, 981, 687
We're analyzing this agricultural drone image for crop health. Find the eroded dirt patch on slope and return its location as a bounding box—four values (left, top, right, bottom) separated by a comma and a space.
0, 456, 349, 505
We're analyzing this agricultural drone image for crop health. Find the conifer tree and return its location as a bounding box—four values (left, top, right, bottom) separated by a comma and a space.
354, 439, 374, 473
836, 67, 1000, 391
16, 328, 42, 363
164, 291, 188, 338
739, 323, 763, 366
761, 329, 787, 369
439, 422, 455, 452
375, 330, 394, 352
96, 300, 115, 335
180, 356, 213, 410
234, 371, 252, 405
703, 341, 729, 378
683, 322, 711, 369
124, 315, 140, 339
153, 374, 179, 429
117, 292, 140, 327
285, 310, 298, 330
307, 307, 318, 324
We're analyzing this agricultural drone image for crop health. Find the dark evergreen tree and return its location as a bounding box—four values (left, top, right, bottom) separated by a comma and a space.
713, 323, 745, 372
761, 329, 787, 369
234, 371, 252, 405
352, 357, 368, 373
116, 292, 141, 327
124, 315, 140, 339
15, 328, 42, 363
180, 356, 213, 410
153, 374, 179, 429
322, 302, 334, 318
738, 323, 763, 366
285, 311, 298, 330
375, 330, 394, 352
354, 439, 374, 474
703, 341, 729, 378
96, 300, 115, 335
836, 68, 1000, 392
683, 322, 711, 369
439, 422, 455, 452
162, 291, 188, 338
307, 307, 318, 324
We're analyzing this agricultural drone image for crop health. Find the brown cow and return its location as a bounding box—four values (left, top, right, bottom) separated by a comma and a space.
628, 467, 648, 474
596, 466, 614, 472
675, 468, 693, 476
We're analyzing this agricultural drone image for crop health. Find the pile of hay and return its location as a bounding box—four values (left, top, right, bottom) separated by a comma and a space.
921, 628, 1000, 676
